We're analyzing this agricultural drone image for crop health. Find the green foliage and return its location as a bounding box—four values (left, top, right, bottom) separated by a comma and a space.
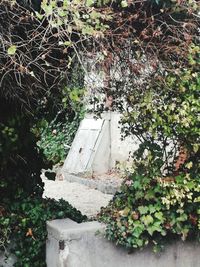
39, 0, 109, 36
0, 196, 87, 267
99, 48, 200, 251
0, 0, 199, 264
35, 87, 85, 164
100, 166, 200, 251
36, 117, 81, 164
121, 46, 200, 173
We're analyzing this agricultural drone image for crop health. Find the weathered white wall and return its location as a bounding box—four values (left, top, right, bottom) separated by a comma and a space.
109, 111, 139, 167
0, 250, 16, 267
46, 218, 200, 267
63, 112, 139, 176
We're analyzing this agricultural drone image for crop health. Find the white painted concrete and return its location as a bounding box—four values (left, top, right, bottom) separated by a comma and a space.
46, 218, 200, 267
0, 250, 16, 267
63, 112, 139, 176
63, 117, 105, 174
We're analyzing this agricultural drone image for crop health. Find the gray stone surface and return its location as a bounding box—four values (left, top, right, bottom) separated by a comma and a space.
62, 112, 139, 176
46, 218, 200, 267
0, 250, 16, 267
62, 173, 120, 195
43, 178, 113, 217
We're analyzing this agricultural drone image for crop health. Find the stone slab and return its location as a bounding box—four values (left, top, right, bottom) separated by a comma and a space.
62, 172, 119, 195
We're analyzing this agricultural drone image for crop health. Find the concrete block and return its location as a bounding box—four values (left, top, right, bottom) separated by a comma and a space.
0, 250, 16, 267
46, 219, 200, 267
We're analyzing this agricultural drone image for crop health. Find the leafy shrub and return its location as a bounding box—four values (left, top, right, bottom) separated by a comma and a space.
37, 118, 80, 164
100, 167, 200, 252
0, 74, 86, 267
99, 49, 200, 252
35, 87, 85, 165
0, 103, 87, 266
0, 196, 87, 267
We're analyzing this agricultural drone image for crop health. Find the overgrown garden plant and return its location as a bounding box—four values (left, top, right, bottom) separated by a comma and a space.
97, 0, 200, 252
100, 49, 200, 251
35, 86, 86, 165
0, 0, 114, 264
0, 1, 92, 266
29, 0, 200, 254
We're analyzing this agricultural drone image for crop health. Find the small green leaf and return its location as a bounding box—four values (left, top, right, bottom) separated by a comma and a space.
121, 0, 128, 7
154, 212, 164, 221
141, 215, 154, 226
86, 0, 94, 7
64, 41, 72, 46
138, 206, 148, 215
35, 11, 43, 20
7, 45, 17, 55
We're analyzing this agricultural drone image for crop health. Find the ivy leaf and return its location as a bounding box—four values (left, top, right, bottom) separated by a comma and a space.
154, 212, 164, 221
177, 214, 188, 222
147, 226, 155, 236
7, 45, 17, 55
141, 215, 154, 226
132, 226, 143, 238
138, 206, 148, 215
86, 0, 94, 7
121, 0, 128, 7
148, 205, 157, 214
82, 26, 95, 35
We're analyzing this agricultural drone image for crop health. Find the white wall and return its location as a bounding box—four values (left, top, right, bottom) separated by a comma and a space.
63, 112, 139, 176
47, 218, 200, 267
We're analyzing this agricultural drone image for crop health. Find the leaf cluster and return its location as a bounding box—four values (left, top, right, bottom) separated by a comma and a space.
0, 196, 87, 267
99, 165, 200, 251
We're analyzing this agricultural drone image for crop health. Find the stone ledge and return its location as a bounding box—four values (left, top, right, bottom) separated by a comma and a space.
47, 219, 105, 241
46, 218, 200, 267
62, 172, 120, 195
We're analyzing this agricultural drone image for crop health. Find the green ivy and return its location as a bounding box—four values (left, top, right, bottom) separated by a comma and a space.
36, 118, 80, 164
0, 197, 87, 267
100, 168, 200, 252
35, 87, 85, 165
99, 47, 200, 252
